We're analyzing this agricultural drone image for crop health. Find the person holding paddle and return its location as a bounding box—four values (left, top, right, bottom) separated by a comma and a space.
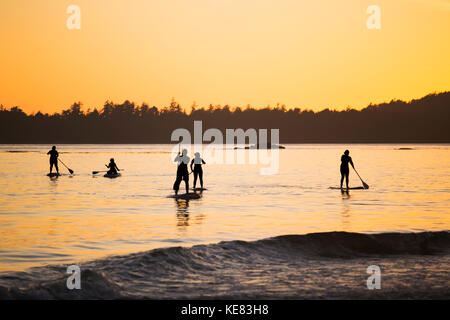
173, 149, 190, 195
340, 150, 354, 190
106, 158, 120, 175
339, 150, 369, 190
47, 146, 59, 174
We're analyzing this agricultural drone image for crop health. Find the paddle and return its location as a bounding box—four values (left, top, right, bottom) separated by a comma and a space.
58, 159, 74, 174
92, 170, 107, 175
92, 169, 124, 175
353, 167, 369, 189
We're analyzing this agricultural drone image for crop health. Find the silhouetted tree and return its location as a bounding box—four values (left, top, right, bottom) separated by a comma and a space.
0, 92, 449, 143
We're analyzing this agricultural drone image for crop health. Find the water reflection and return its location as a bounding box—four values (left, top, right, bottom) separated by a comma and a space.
48, 176, 59, 189
341, 189, 351, 199
175, 199, 190, 228
1, 144, 449, 272
340, 189, 351, 230
174, 192, 206, 230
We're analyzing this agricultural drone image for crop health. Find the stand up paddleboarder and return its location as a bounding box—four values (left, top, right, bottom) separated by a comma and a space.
47, 146, 59, 174
340, 150, 355, 189
190, 152, 206, 189
173, 149, 190, 195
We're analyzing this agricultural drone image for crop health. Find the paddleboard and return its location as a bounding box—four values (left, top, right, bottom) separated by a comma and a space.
192, 188, 207, 191
47, 173, 61, 177
104, 173, 121, 178
329, 186, 366, 190
168, 193, 201, 200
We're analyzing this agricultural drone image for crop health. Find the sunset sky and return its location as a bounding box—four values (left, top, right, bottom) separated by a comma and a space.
0, 0, 449, 114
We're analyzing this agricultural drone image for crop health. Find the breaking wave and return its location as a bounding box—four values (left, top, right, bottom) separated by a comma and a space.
1, 231, 449, 299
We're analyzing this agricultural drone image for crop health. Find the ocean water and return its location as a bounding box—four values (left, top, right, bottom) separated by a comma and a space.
0, 144, 449, 299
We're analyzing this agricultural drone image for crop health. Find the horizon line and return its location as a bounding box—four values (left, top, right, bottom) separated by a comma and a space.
1, 90, 449, 116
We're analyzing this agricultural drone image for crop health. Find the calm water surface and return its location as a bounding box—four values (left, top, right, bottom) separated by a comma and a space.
0, 144, 449, 272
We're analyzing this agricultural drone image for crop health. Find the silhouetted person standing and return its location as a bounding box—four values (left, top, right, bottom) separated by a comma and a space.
47, 146, 59, 174
190, 152, 206, 189
340, 150, 354, 189
173, 149, 190, 195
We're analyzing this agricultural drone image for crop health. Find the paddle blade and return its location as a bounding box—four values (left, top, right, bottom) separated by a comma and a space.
353, 168, 369, 189
68, 169, 74, 175
92, 171, 99, 175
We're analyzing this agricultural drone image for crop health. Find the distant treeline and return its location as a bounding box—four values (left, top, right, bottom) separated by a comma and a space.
1, 92, 449, 143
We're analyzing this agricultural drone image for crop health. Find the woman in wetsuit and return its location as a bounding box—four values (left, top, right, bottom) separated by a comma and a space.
173, 149, 190, 195
47, 146, 59, 174
340, 150, 354, 189
190, 152, 206, 189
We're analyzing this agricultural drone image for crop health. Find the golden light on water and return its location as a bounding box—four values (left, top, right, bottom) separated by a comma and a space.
0, 144, 449, 272
1, 0, 450, 302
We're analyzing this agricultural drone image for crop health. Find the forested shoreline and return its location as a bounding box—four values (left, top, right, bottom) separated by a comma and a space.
1, 92, 449, 143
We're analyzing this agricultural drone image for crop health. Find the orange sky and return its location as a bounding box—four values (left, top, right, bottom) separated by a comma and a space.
0, 0, 449, 113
